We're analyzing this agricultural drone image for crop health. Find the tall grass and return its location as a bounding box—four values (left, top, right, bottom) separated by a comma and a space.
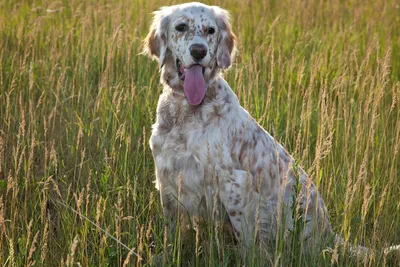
0, 0, 399, 266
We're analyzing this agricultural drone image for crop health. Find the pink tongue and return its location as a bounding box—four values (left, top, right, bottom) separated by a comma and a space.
183, 65, 206, 105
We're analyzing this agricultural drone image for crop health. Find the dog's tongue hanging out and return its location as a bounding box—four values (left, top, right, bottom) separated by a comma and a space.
183, 65, 206, 105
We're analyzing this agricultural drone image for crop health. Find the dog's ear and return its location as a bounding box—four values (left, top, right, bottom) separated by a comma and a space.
214, 7, 237, 69
143, 8, 170, 68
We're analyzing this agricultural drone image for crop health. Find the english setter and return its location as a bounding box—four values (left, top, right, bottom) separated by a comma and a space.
143, 2, 399, 259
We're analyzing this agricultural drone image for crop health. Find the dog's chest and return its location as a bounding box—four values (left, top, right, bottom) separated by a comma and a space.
151, 97, 226, 168
150, 93, 233, 210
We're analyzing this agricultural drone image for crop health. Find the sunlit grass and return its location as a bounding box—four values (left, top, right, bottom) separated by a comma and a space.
0, 0, 399, 266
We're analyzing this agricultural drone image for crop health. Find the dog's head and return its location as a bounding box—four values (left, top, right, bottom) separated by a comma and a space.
143, 2, 236, 105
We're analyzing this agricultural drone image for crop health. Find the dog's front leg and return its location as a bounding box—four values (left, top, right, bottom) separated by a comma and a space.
217, 169, 260, 248
156, 166, 204, 240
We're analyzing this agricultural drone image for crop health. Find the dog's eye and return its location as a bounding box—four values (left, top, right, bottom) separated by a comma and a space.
208, 27, 215, 34
175, 24, 187, 32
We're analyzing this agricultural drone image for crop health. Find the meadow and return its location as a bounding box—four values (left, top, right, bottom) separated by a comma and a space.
0, 0, 399, 266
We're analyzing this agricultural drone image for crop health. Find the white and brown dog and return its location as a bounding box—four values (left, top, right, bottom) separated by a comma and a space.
143, 2, 399, 258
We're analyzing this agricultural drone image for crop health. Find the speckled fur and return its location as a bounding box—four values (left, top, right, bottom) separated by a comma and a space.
144, 2, 333, 252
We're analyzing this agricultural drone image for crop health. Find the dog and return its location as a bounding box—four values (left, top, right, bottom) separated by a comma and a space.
143, 2, 399, 259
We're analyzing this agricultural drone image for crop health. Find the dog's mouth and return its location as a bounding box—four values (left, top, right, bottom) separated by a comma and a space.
176, 58, 207, 106
176, 59, 206, 81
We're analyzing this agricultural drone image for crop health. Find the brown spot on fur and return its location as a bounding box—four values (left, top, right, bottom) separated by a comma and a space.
239, 140, 249, 163
234, 229, 240, 237
257, 166, 264, 175
161, 168, 169, 178
212, 104, 223, 120
230, 210, 237, 216
178, 133, 187, 145
209, 65, 219, 80
269, 166, 276, 181
205, 85, 217, 99
187, 103, 202, 117
280, 149, 290, 164
271, 154, 277, 166
224, 94, 232, 104
201, 24, 208, 34
158, 122, 172, 134
230, 150, 236, 162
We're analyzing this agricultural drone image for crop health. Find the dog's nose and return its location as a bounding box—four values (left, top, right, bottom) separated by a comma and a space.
190, 44, 207, 61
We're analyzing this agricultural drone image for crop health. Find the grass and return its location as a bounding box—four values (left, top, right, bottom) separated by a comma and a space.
0, 0, 399, 266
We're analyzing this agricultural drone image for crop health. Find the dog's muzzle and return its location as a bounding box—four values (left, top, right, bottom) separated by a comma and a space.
190, 44, 207, 61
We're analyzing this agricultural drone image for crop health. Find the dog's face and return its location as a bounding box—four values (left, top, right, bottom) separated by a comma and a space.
143, 2, 236, 105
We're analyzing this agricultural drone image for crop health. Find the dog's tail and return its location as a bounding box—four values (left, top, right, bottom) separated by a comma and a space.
334, 234, 400, 262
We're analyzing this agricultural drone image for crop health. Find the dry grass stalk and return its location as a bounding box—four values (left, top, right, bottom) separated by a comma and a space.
66, 235, 79, 267
27, 231, 39, 267
41, 215, 50, 264
136, 224, 144, 266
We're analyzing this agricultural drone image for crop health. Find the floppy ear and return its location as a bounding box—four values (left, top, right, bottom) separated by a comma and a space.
143, 8, 169, 68
214, 7, 237, 69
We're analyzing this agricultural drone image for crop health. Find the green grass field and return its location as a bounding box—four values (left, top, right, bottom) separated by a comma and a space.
1, 0, 400, 266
